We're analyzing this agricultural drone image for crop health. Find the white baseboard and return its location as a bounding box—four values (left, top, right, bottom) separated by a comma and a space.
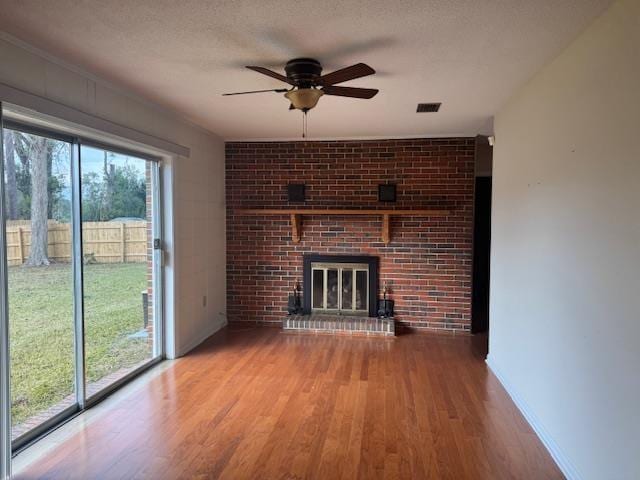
177, 316, 227, 357
486, 355, 581, 480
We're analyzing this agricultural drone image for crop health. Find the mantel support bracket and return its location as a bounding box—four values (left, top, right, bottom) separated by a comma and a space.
381, 214, 391, 245
290, 214, 301, 243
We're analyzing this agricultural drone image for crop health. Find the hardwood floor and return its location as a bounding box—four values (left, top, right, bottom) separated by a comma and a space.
15, 327, 563, 479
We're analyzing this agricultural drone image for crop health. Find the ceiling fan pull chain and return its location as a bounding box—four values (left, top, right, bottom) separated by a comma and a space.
302, 111, 308, 138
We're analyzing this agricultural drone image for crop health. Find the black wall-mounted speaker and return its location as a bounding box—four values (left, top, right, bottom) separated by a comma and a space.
287, 184, 306, 202
378, 184, 396, 202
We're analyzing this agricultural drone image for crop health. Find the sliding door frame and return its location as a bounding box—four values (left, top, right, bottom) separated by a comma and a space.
71, 142, 86, 409
150, 161, 164, 359
1, 118, 80, 454
78, 139, 164, 408
0, 103, 12, 480
0, 115, 165, 458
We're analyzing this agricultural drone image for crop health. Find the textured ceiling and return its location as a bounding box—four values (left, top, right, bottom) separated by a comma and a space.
0, 0, 612, 140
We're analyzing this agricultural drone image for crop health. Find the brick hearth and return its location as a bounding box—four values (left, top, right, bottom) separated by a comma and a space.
283, 314, 395, 336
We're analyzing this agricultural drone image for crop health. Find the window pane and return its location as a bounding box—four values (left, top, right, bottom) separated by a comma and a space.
3, 129, 76, 441
327, 269, 338, 309
356, 270, 368, 310
312, 269, 324, 308
80, 145, 157, 399
341, 270, 353, 310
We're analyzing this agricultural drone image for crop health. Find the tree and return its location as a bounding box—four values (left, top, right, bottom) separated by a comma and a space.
24, 136, 49, 266
13, 132, 32, 219
4, 130, 19, 220
8, 131, 69, 222
107, 164, 146, 219
81, 163, 146, 221
45, 141, 65, 220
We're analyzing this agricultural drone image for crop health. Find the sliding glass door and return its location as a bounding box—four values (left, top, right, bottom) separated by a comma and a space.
80, 144, 161, 400
0, 111, 163, 458
2, 126, 77, 444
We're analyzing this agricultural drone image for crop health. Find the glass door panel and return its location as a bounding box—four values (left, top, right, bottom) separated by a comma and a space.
2, 128, 76, 442
80, 145, 159, 400
312, 269, 324, 309
356, 270, 368, 311
341, 270, 353, 310
326, 269, 338, 309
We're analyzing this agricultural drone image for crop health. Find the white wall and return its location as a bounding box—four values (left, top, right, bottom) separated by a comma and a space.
488, 0, 639, 478
0, 35, 226, 357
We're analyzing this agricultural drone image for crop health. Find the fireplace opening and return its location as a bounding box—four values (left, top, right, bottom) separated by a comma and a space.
311, 262, 369, 315
303, 255, 378, 317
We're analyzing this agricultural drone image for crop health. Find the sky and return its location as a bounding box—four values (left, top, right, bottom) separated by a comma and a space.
81, 145, 146, 178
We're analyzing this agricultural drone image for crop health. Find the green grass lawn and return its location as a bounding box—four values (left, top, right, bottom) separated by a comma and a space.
9, 263, 151, 426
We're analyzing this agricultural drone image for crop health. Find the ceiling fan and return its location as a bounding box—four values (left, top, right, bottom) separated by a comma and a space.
223, 58, 378, 113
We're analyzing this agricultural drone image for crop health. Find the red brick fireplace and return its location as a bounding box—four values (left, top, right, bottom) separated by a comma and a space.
226, 138, 475, 333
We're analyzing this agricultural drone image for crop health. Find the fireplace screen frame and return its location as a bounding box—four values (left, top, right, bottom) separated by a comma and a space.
303, 254, 379, 317
311, 262, 369, 315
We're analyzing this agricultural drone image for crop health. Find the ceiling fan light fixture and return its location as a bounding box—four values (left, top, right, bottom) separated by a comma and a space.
285, 88, 324, 111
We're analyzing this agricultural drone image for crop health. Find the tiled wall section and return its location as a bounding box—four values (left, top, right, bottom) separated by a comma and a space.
225, 139, 475, 333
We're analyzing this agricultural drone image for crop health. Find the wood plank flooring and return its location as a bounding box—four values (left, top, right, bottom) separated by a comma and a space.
15, 327, 563, 479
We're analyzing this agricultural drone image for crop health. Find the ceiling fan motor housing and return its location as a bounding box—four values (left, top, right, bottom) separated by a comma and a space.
284, 58, 323, 88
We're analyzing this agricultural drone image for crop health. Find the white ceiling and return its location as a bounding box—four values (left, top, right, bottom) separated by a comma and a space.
0, 0, 612, 140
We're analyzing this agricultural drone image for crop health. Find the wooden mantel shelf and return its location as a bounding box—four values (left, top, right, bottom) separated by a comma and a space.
234, 208, 450, 245
235, 209, 449, 216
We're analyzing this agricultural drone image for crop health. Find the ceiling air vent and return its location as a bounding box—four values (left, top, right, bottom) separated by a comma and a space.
416, 102, 441, 113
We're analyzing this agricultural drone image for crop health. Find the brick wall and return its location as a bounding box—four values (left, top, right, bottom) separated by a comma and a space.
226, 138, 475, 333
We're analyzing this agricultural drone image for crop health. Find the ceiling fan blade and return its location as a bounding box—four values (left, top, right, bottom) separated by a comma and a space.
322, 85, 379, 99
317, 63, 375, 86
222, 88, 289, 96
246, 66, 294, 85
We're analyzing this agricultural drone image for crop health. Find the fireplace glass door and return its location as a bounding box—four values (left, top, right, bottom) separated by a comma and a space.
311, 263, 368, 314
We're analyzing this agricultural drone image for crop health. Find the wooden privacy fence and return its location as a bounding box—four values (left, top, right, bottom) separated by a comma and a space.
5, 220, 149, 266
